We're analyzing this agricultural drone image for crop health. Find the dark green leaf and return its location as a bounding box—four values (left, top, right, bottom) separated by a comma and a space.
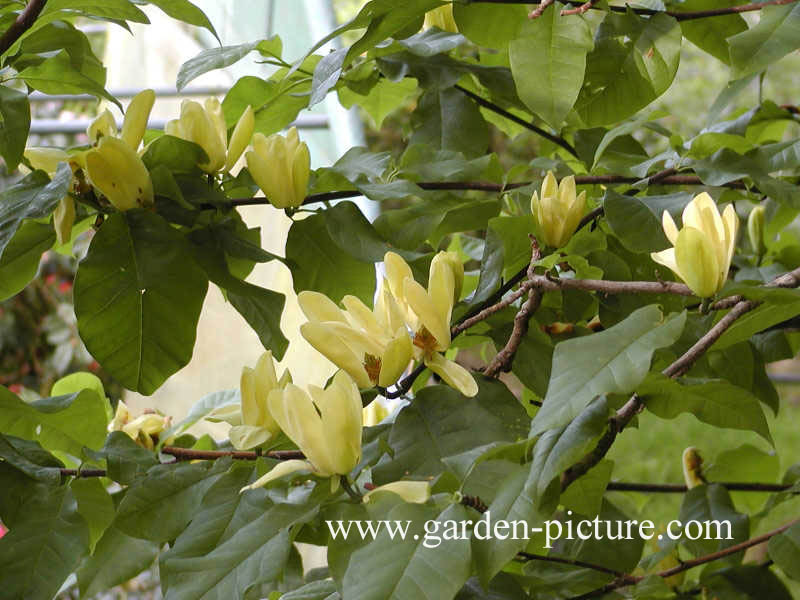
410, 87, 489, 158
71, 477, 115, 552
74, 211, 209, 395
141, 134, 208, 173
325, 201, 391, 263
0, 85, 30, 171
729, 2, 800, 78
0, 433, 64, 485
0, 221, 55, 301
92, 431, 158, 485
604, 190, 691, 253
453, 3, 528, 48
678, 484, 749, 559
768, 522, 800, 581
676, 0, 747, 64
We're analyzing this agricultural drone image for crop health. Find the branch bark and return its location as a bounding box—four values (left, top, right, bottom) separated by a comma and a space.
0, 0, 48, 56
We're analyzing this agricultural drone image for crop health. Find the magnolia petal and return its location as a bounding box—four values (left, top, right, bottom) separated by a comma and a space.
404, 278, 450, 351
426, 352, 478, 397
54, 196, 75, 246
342, 295, 384, 339
363, 400, 390, 427
240, 459, 314, 492
560, 189, 586, 246
650, 247, 679, 276
225, 105, 255, 171
662, 211, 679, 245
240, 366, 260, 427
429, 252, 457, 326
24, 147, 70, 173
541, 170, 558, 201
108, 400, 131, 432
558, 175, 577, 208
379, 332, 413, 387
230, 424, 272, 450
722, 203, 739, 270
203, 98, 228, 149
120, 89, 155, 150
205, 403, 242, 426
291, 141, 310, 208
300, 322, 372, 388
363, 481, 431, 504
87, 109, 117, 144
314, 371, 362, 475
85, 137, 153, 211
298, 290, 347, 324
384, 252, 413, 303
675, 226, 720, 298
375, 279, 407, 334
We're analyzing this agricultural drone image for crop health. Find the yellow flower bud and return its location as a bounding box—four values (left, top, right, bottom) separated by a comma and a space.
363, 481, 431, 504
120, 89, 155, 151
747, 205, 766, 256
224, 105, 255, 171
165, 99, 227, 173
85, 137, 154, 211
265, 370, 363, 478
531, 171, 586, 248
109, 400, 169, 450
245, 127, 310, 209
424, 4, 458, 32
53, 196, 75, 245
651, 193, 738, 298
87, 109, 117, 144
682, 447, 705, 489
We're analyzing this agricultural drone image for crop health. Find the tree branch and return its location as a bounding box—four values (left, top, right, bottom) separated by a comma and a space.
607, 481, 795, 493
161, 446, 304, 461
0, 0, 47, 56
518, 551, 634, 579
569, 519, 799, 599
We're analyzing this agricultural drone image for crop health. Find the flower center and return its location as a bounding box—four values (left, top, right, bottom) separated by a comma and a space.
413, 326, 438, 356
364, 353, 382, 384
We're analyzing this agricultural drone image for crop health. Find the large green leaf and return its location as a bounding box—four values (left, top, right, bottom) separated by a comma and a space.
712, 291, 800, 350
575, 13, 681, 127
372, 378, 529, 484
0, 221, 55, 301
453, 2, 527, 48
0, 85, 30, 171
143, 0, 218, 42
678, 484, 749, 559
285, 212, 375, 304
729, 2, 800, 78
768, 522, 800, 581
338, 76, 419, 128
603, 190, 691, 253
0, 433, 64, 485
410, 87, 489, 158
71, 478, 115, 552
675, 0, 747, 64
509, 6, 593, 129
115, 459, 229, 542
0, 386, 108, 457
639, 373, 773, 444
0, 482, 89, 600
0, 164, 70, 260
341, 502, 473, 600
160, 463, 322, 599
74, 210, 208, 395
18, 50, 118, 106
176, 42, 259, 90
88, 431, 158, 486
531, 306, 686, 435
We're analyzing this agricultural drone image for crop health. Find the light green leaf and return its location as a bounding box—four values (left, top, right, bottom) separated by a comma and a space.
71, 478, 115, 553
338, 77, 418, 129
410, 87, 489, 158
74, 211, 208, 395
531, 306, 686, 435
560, 459, 614, 517
0, 386, 108, 457
712, 293, 800, 350
768, 522, 800, 581
0, 164, 70, 260
18, 50, 119, 107
0, 221, 55, 301
639, 373, 773, 444
176, 42, 259, 91
675, 0, 747, 64
51, 371, 106, 404
509, 6, 593, 129
0, 85, 30, 171
729, 2, 800, 78
453, 2, 528, 48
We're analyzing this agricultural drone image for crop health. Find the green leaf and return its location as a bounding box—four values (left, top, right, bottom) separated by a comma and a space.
702, 564, 793, 599
176, 41, 259, 91
531, 306, 686, 435
712, 294, 800, 350
729, 2, 800, 78
310, 47, 347, 106
341, 502, 473, 600
18, 50, 119, 107
74, 211, 209, 395
0, 433, 64, 485
0, 483, 89, 600
91, 431, 158, 486
0, 85, 30, 171
338, 77, 418, 128
51, 371, 106, 404
487, 322, 553, 397
768, 522, 800, 581
144, 0, 218, 42
453, 2, 528, 49
604, 190, 690, 253
410, 87, 489, 158
161, 389, 239, 443
0, 221, 54, 301
0, 164, 71, 260
560, 459, 614, 517
0, 386, 108, 457
77, 524, 160, 598
160, 463, 322, 599
285, 212, 375, 304
487, 215, 537, 280
639, 373, 773, 444
575, 13, 681, 127
675, 0, 747, 64
40, 0, 149, 24
372, 378, 529, 484
705, 443, 779, 484
115, 459, 229, 542
325, 201, 391, 263
141, 134, 208, 173
509, 6, 592, 129
280, 579, 339, 600
678, 484, 749, 559
71, 477, 115, 552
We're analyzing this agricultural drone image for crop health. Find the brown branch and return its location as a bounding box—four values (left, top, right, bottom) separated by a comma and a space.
561, 266, 800, 491
453, 85, 578, 157
161, 446, 304, 461
607, 481, 795, 493
569, 519, 799, 599
0, 0, 47, 56
560, 0, 598, 16
518, 551, 634, 579
526, 275, 693, 297
60, 468, 108, 478
529, 0, 555, 18
485, 236, 543, 377
470, 0, 799, 21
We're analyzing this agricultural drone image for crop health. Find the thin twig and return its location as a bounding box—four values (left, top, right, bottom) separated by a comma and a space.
161, 446, 304, 461
518, 551, 634, 579
484, 236, 543, 377
454, 85, 578, 157
340, 475, 363, 501
607, 481, 795, 493
0, 0, 48, 56
560, 0, 598, 16
529, 0, 555, 18
568, 519, 799, 599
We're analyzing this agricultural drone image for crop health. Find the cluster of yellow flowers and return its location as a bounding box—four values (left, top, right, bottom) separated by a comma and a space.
108, 400, 171, 451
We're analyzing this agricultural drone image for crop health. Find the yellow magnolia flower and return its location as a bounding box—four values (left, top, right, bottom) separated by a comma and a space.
165, 99, 254, 173
241, 371, 363, 491
651, 192, 738, 298
85, 137, 154, 211
298, 285, 413, 389
424, 5, 458, 32
53, 196, 75, 245
363, 481, 431, 504
531, 170, 586, 249
23, 148, 78, 244
206, 351, 289, 449
682, 447, 705, 489
245, 126, 310, 209
748, 204, 766, 256
363, 399, 390, 426
87, 109, 117, 144
108, 401, 170, 450
384, 251, 477, 397
24, 147, 71, 173
87, 89, 155, 151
